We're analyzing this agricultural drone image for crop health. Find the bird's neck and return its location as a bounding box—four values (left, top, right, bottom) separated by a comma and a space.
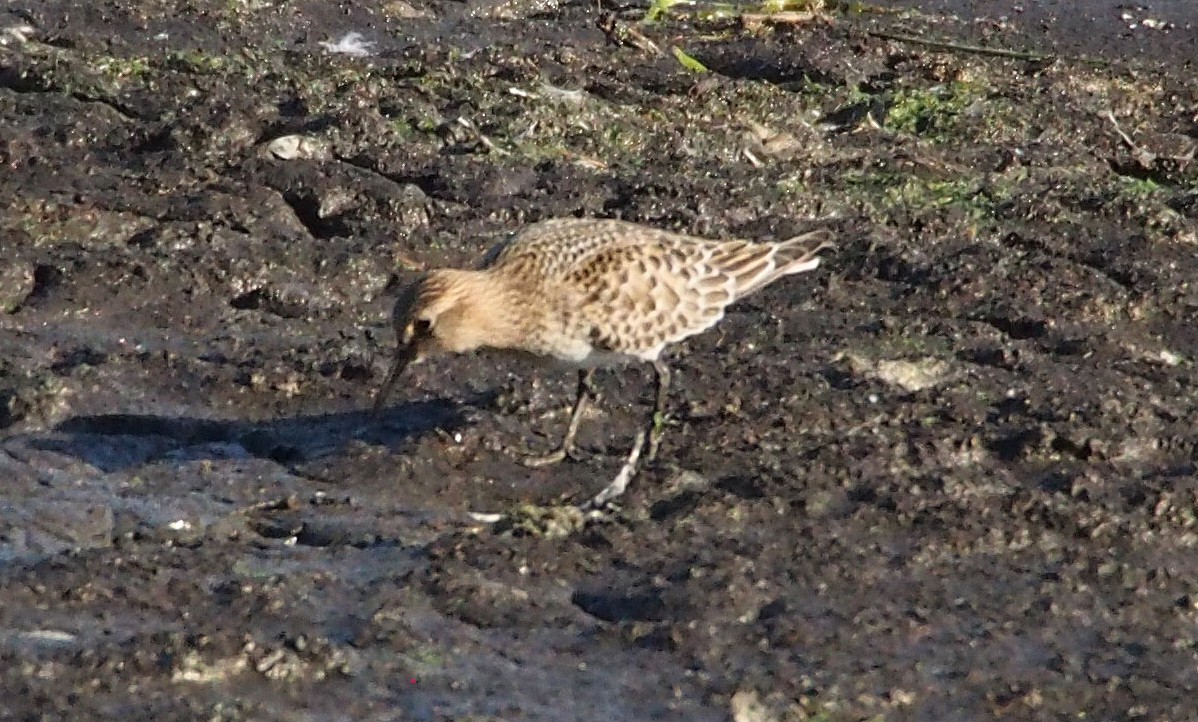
427, 269, 532, 354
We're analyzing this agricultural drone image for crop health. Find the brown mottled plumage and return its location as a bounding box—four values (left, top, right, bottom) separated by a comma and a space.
374, 218, 833, 506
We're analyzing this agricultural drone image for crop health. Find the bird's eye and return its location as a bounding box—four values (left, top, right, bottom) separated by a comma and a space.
413, 318, 433, 335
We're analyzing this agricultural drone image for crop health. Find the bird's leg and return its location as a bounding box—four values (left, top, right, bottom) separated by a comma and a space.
585, 424, 647, 508
521, 368, 596, 468
581, 361, 672, 508
646, 360, 672, 462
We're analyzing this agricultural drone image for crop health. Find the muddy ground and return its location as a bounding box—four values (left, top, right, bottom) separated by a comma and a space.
2, 0, 1198, 719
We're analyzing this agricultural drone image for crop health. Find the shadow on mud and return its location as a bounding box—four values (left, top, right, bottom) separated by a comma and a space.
36, 400, 467, 471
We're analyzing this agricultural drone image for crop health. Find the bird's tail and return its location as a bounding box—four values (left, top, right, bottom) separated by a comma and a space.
774, 229, 835, 276
713, 229, 834, 298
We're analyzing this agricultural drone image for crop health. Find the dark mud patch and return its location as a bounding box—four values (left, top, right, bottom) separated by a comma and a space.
3, 0, 1198, 719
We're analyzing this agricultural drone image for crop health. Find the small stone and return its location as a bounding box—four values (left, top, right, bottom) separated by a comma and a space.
263, 134, 331, 161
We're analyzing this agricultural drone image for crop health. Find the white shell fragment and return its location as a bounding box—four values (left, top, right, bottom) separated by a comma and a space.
263, 135, 332, 161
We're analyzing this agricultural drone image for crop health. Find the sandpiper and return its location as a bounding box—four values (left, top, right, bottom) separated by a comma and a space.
374, 218, 832, 506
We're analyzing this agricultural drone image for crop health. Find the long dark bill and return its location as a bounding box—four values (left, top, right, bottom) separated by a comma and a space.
371, 342, 418, 417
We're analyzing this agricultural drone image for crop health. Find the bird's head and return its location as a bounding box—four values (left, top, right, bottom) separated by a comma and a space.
373, 269, 511, 412
392, 269, 503, 356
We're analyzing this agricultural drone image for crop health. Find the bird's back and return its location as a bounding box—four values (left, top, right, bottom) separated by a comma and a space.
481, 218, 686, 277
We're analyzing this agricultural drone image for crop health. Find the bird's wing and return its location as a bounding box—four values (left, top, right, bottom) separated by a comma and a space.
486, 221, 830, 360
561, 240, 740, 360
573, 231, 831, 359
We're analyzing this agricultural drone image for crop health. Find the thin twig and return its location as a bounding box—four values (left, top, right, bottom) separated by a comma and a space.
740, 10, 829, 27
868, 30, 1054, 62
1102, 110, 1159, 167
456, 117, 509, 156
1104, 111, 1148, 156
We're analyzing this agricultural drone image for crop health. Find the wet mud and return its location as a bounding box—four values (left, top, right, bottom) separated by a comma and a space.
2, 0, 1198, 719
